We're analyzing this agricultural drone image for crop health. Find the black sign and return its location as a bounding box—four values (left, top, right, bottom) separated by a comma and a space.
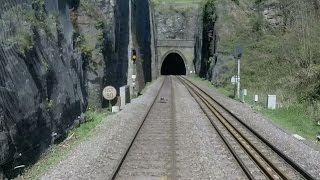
234, 45, 243, 59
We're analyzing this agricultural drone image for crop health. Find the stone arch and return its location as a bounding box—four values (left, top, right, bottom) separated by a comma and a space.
160, 50, 189, 75
161, 52, 187, 75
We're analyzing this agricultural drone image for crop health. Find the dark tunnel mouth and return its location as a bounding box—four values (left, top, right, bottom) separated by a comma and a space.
161, 53, 187, 75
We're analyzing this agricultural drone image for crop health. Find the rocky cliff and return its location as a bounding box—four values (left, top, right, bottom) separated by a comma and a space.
152, 2, 202, 75
0, 0, 152, 178
0, 1, 86, 177
201, 0, 285, 85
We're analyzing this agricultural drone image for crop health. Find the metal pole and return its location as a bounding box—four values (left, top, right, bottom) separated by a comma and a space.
109, 100, 112, 112
237, 58, 240, 99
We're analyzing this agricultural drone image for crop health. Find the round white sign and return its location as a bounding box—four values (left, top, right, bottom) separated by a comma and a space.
103, 86, 117, 100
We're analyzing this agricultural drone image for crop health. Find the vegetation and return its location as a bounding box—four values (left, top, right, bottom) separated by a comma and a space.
260, 104, 319, 140
21, 110, 110, 180
200, 0, 320, 141
46, 99, 54, 109
73, 0, 106, 58
0, 0, 57, 54
191, 75, 320, 141
212, 0, 320, 104
152, 0, 203, 4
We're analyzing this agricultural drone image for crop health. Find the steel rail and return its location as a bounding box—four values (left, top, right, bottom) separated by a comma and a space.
179, 76, 314, 180
110, 77, 167, 180
179, 77, 288, 179
178, 77, 255, 180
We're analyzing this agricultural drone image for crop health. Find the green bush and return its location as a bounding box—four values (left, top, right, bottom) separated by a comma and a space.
231, 0, 239, 5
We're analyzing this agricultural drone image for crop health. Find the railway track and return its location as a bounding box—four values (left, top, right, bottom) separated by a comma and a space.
178, 76, 315, 180
111, 76, 176, 180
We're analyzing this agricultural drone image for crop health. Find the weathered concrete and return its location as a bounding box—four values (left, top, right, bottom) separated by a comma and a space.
157, 45, 195, 75
267, 95, 277, 110
120, 85, 130, 109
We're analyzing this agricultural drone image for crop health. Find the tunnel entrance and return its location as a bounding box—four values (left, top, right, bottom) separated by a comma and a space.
161, 53, 186, 75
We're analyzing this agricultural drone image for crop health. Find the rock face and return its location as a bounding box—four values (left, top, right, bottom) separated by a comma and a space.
155, 4, 199, 40
0, 0, 86, 177
152, 3, 202, 76
128, 0, 153, 94
201, 0, 285, 85
0, 0, 153, 177
75, 0, 129, 108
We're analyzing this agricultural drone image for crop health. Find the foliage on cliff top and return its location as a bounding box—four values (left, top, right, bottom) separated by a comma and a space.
201, 0, 320, 127
0, 2, 57, 54
152, 0, 203, 4
74, 0, 106, 57
208, 0, 320, 103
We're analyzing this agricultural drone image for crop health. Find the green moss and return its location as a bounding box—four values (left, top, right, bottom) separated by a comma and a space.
80, 46, 94, 57
47, 99, 54, 109
80, 0, 100, 17
95, 19, 105, 30
0, 2, 57, 55
18, 32, 34, 52
74, 0, 107, 57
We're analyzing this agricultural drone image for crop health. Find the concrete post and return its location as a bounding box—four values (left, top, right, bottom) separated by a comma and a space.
254, 95, 258, 105
120, 85, 131, 109
267, 95, 276, 110
237, 58, 240, 99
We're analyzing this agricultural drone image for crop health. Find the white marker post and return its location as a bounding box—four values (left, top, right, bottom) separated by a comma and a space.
234, 45, 243, 99
237, 58, 241, 99
103, 86, 117, 111
254, 95, 259, 105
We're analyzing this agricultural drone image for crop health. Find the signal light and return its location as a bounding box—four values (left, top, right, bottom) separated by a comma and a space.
132, 49, 137, 63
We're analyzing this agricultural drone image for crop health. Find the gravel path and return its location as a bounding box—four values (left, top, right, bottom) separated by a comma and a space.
188, 77, 320, 179
172, 77, 247, 179
41, 77, 164, 180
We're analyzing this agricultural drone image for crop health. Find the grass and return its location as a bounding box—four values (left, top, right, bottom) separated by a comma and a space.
20, 110, 110, 180
191, 75, 235, 97
260, 105, 320, 141
190, 75, 320, 142
152, 0, 203, 3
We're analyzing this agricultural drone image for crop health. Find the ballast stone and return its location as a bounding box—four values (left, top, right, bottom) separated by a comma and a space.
292, 134, 305, 141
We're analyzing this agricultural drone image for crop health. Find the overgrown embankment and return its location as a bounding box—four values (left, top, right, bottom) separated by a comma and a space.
201, 0, 320, 139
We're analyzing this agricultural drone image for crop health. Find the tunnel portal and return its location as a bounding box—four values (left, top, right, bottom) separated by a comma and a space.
161, 53, 186, 75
